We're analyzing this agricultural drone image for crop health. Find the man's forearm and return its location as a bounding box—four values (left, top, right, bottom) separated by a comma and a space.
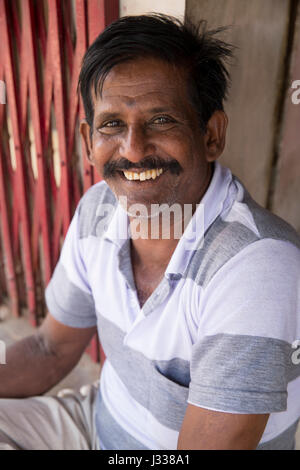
0, 333, 71, 398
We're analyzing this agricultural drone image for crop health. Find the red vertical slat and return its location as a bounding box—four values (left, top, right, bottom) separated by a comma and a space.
0, 110, 19, 316
21, 0, 53, 287
67, 0, 88, 204
43, 0, 72, 264
0, 0, 36, 323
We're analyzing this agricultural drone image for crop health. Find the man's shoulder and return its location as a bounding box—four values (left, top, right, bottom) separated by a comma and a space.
238, 178, 300, 249
185, 176, 300, 288
76, 181, 117, 239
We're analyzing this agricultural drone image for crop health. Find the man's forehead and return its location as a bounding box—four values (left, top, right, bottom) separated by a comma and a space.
103, 57, 182, 84
92, 58, 187, 108
92, 89, 181, 116
99, 85, 179, 107
102, 80, 177, 95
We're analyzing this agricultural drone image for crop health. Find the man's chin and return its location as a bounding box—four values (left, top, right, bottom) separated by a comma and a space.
105, 172, 181, 215
117, 195, 166, 218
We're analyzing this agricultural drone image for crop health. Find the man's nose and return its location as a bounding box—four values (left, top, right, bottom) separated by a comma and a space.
119, 125, 148, 164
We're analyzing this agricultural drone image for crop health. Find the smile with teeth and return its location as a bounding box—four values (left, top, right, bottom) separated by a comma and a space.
122, 168, 164, 181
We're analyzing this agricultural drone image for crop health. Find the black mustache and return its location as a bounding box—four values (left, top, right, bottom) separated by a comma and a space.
103, 157, 182, 178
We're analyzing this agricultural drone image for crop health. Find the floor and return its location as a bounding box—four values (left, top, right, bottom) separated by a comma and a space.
1, 305, 300, 450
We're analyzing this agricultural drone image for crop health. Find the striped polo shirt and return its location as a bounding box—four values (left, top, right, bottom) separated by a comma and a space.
45, 162, 300, 450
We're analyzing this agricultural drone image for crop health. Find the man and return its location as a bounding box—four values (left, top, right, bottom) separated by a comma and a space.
0, 14, 300, 450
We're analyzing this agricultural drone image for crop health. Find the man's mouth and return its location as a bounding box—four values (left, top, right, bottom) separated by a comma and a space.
121, 168, 164, 181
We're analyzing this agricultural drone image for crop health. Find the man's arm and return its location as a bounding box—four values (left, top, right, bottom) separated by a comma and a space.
0, 312, 97, 398
177, 404, 269, 450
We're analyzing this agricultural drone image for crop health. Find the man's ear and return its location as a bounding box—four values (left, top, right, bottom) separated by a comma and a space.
204, 110, 228, 162
80, 119, 94, 165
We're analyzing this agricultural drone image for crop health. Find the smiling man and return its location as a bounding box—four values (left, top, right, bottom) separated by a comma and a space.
79, 53, 222, 306
0, 14, 300, 451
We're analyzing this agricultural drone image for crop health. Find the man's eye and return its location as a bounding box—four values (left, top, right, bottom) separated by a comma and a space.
98, 120, 124, 133
152, 116, 174, 125
103, 120, 122, 128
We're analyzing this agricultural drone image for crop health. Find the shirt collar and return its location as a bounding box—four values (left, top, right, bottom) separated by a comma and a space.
165, 161, 233, 278
103, 199, 129, 248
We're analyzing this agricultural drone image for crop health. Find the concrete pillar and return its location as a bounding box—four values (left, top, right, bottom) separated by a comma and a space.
119, 0, 185, 19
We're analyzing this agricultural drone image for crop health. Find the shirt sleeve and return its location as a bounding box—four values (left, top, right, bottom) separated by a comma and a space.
188, 238, 300, 414
45, 203, 97, 328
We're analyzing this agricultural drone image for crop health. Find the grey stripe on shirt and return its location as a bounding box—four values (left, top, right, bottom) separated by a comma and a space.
97, 313, 190, 431
189, 333, 300, 413
98, 312, 300, 426
46, 262, 97, 327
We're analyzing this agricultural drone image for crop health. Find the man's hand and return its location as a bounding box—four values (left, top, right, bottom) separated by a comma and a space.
0, 312, 97, 398
177, 403, 269, 450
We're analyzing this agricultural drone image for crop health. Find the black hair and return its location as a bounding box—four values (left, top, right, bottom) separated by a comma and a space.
78, 14, 234, 132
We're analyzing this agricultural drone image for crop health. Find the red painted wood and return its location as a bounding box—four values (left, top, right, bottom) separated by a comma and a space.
0, 0, 119, 358
0, 120, 19, 317
22, 0, 53, 287
0, 0, 36, 324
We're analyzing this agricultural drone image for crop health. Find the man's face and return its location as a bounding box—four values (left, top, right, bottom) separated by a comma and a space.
81, 57, 224, 211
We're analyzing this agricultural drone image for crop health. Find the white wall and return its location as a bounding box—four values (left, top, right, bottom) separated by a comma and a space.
119, 0, 185, 20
